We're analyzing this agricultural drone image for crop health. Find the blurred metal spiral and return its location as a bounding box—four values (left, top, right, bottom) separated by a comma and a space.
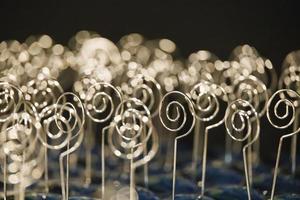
125, 74, 162, 117
85, 82, 122, 123
24, 78, 64, 112
279, 66, 300, 96
232, 75, 268, 118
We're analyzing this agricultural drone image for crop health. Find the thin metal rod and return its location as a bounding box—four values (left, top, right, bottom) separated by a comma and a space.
201, 128, 208, 198
247, 134, 253, 186
84, 119, 93, 186
291, 109, 299, 176
101, 127, 108, 199
253, 124, 260, 165
270, 137, 284, 200
130, 148, 136, 200
143, 125, 149, 188
192, 119, 200, 171
243, 146, 251, 200
44, 146, 49, 194
66, 142, 70, 200
171, 139, 178, 200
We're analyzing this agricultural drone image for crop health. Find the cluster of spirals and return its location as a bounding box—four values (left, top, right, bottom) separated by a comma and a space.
225, 99, 259, 142
38, 92, 84, 150
0, 102, 44, 185
159, 91, 195, 137
189, 81, 227, 122
108, 98, 153, 160
85, 82, 122, 123
267, 89, 300, 129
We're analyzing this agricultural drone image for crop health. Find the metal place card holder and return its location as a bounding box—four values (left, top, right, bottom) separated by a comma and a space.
159, 91, 195, 200
267, 89, 300, 200
230, 75, 268, 168
278, 65, 300, 177
188, 80, 228, 198
84, 81, 123, 199
225, 99, 260, 200
38, 92, 85, 200
108, 98, 158, 200
124, 74, 162, 187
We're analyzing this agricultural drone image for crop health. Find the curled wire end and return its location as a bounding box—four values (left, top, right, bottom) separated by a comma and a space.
267, 89, 300, 129
189, 80, 227, 125
125, 74, 162, 117
159, 91, 195, 137
225, 99, 259, 142
85, 82, 122, 123
38, 92, 85, 150
0, 81, 24, 123
24, 78, 64, 112
108, 98, 157, 166
55, 92, 85, 141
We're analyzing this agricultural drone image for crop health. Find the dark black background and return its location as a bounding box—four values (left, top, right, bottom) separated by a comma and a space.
1, 0, 300, 72
1, 0, 300, 162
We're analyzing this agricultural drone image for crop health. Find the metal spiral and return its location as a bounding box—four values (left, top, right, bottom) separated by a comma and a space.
125, 74, 162, 117
225, 99, 259, 142
0, 81, 23, 123
108, 98, 154, 161
24, 78, 64, 112
38, 92, 84, 150
189, 80, 227, 122
232, 75, 268, 118
159, 91, 195, 136
85, 82, 122, 123
267, 89, 299, 129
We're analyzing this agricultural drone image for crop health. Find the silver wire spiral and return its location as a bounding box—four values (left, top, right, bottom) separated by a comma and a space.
159, 91, 195, 136
108, 98, 156, 162
85, 82, 122, 123
267, 89, 299, 129
225, 99, 259, 142
38, 92, 84, 150
0, 81, 23, 123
